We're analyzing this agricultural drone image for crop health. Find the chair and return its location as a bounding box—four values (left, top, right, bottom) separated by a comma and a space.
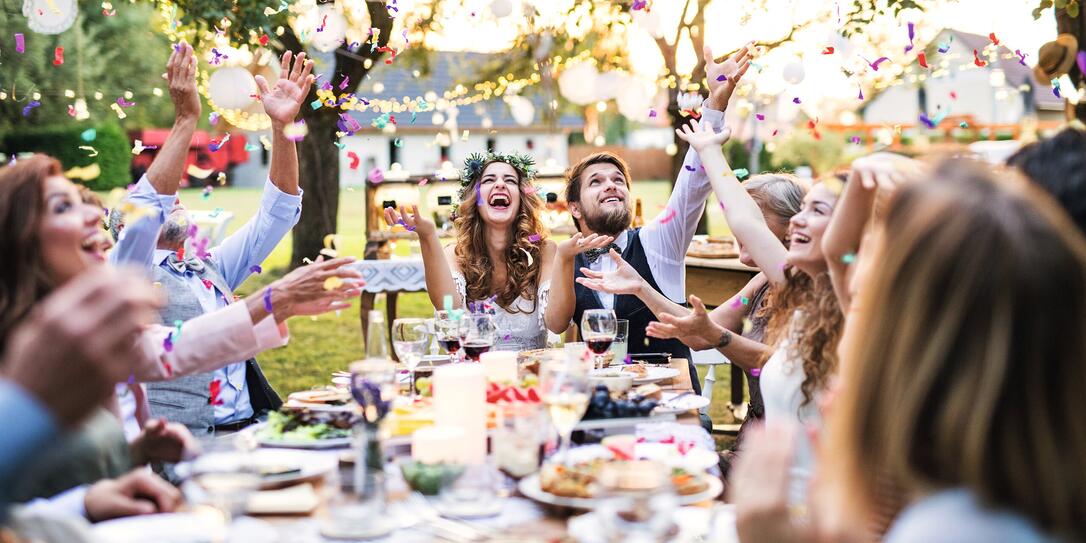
185, 210, 235, 246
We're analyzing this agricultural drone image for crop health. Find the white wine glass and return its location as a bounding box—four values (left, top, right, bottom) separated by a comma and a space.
393, 318, 429, 401
581, 309, 618, 369
540, 358, 589, 466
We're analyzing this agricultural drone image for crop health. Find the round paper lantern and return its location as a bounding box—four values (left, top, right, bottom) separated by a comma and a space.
782, 61, 806, 85
631, 9, 664, 38
490, 0, 513, 18
208, 67, 257, 110
558, 61, 600, 106
311, 4, 348, 53
594, 71, 626, 102
616, 76, 656, 121
23, 0, 77, 34
505, 95, 535, 127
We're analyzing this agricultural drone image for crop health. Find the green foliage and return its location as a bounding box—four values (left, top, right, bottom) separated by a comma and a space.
769, 130, 848, 177
1, 122, 132, 190
723, 139, 774, 174
0, 5, 174, 131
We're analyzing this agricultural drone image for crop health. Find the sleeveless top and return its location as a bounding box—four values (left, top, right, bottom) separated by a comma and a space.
572, 228, 698, 393
451, 272, 551, 352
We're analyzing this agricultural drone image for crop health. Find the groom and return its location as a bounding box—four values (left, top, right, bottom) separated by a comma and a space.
554, 45, 750, 393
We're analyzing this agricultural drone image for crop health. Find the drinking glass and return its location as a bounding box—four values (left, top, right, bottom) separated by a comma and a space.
581, 309, 618, 369
462, 313, 497, 362
596, 460, 678, 543
540, 357, 589, 465
434, 310, 467, 360
393, 318, 430, 400
187, 434, 261, 528
609, 319, 629, 366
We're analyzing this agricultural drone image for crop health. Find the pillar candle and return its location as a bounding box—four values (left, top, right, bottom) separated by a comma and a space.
432, 363, 487, 464
479, 351, 518, 383
411, 426, 468, 464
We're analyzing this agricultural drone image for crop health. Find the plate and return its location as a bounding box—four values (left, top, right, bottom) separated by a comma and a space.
249, 422, 353, 450
176, 449, 338, 489
518, 472, 722, 510
93, 513, 277, 543
652, 392, 710, 415
621, 366, 680, 385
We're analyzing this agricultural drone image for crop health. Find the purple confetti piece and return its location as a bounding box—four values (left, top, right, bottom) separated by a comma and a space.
163, 332, 174, 353
339, 75, 351, 90
263, 287, 274, 313
755, 113, 765, 121
528, 234, 541, 242
684, 165, 696, 172
792, 97, 802, 104
21, 100, 41, 117
1077, 51, 1086, 77
904, 22, 915, 53
15, 33, 24, 54
716, 74, 727, 81
127, 373, 135, 385
750, 368, 761, 377
250, 265, 262, 274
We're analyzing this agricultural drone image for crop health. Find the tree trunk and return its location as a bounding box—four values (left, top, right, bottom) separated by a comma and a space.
290, 109, 341, 267
1056, 8, 1086, 123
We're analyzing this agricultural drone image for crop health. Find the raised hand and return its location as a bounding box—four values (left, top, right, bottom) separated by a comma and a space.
255, 51, 314, 126
848, 152, 922, 191
705, 43, 753, 111
384, 205, 437, 238
675, 118, 732, 153
557, 232, 615, 260
575, 249, 646, 296
166, 41, 200, 121
270, 256, 365, 319
646, 294, 724, 350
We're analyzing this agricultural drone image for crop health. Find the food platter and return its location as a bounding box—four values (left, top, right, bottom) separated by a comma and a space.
518, 472, 722, 510
251, 409, 355, 449
594, 365, 680, 385
176, 448, 338, 489
652, 391, 711, 415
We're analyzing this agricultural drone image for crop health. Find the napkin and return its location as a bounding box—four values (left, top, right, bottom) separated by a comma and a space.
247, 483, 320, 515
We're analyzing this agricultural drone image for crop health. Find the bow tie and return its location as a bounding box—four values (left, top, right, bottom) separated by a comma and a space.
584, 243, 621, 264
165, 253, 206, 274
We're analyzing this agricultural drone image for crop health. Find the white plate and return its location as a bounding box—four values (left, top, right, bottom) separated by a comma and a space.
626, 366, 681, 385
652, 392, 710, 415
568, 505, 738, 543
518, 472, 722, 510
92, 513, 277, 543
176, 449, 338, 489
249, 422, 353, 450
634, 443, 719, 473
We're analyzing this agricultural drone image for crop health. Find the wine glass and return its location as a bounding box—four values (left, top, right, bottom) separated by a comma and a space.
462, 313, 497, 362
188, 433, 261, 530
434, 310, 467, 360
581, 309, 618, 369
393, 318, 429, 401
540, 357, 589, 466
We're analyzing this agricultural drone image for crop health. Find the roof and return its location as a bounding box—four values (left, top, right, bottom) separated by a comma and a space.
346, 51, 584, 131
939, 29, 1064, 111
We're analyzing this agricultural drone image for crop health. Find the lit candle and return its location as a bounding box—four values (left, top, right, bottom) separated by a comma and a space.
480, 351, 518, 383
432, 363, 487, 464
411, 426, 468, 464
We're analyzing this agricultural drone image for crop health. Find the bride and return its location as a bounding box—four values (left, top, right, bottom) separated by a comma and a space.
384, 151, 613, 351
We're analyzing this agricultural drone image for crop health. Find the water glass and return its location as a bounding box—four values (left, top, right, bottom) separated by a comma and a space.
393, 318, 430, 400
187, 434, 261, 525
596, 460, 678, 543
609, 319, 629, 366
493, 402, 546, 479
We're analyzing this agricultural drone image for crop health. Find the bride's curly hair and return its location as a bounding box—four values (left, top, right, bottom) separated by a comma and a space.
454, 159, 549, 313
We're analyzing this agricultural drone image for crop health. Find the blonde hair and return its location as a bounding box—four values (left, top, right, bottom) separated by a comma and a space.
821, 159, 1086, 538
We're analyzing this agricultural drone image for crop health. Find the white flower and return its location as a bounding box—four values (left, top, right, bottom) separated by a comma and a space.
677, 92, 703, 111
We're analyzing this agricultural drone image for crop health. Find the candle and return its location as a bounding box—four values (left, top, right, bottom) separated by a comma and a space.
411, 426, 468, 464
480, 351, 518, 383
432, 363, 487, 464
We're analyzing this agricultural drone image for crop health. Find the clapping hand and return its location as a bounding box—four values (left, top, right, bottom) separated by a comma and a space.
256, 51, 314, 126
646, 294, 723, 351
674, 118, 732, 153
271, 256, 365, 319
129, 418, 198, 465
705, 43, 753, 111
384, 205, 437, 238
575, 249, 645, 296
557, 232, 615, 260
166, 41, 200, 121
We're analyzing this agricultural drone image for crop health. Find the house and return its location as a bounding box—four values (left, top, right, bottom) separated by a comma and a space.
862, 29, 1064, 127
231, 51, 584, 188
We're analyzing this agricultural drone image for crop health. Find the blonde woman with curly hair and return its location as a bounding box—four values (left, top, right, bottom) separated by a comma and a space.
385, 152, 612, 351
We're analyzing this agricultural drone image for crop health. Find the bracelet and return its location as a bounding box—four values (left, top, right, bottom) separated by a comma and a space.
263, 287, 274, 313
715, 328, 733, 348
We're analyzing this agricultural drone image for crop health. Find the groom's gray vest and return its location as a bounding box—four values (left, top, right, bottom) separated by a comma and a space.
146, 259, 282, 435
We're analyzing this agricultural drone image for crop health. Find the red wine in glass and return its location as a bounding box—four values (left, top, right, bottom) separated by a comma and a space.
438, 337, 461, 354
462, 341, 492, 361
586, 337, 613, 354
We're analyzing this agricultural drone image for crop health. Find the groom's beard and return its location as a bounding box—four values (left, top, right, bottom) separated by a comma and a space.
582, 205, 631, 237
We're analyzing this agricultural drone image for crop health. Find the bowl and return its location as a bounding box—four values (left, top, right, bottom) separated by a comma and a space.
588, 369, 634, 395
399, 460, 466, 496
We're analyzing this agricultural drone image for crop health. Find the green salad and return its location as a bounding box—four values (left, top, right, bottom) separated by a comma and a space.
260, 409, 354, 442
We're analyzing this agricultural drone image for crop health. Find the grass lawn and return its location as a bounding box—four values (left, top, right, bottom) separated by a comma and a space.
138, 181, 745, 429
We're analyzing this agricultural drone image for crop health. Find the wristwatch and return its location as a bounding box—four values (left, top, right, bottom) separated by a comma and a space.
715, 328, 733, 348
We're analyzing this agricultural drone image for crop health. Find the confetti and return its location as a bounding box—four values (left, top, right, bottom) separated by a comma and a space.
528, 233, 541, 242
263, 287, 274, 313
755, 113, 765, 121
857, 86, 864, 100
15, 33, 24, 54
368, 167, 384, 184
1078, 51, 1086, 79
733, 168, 749, 179
938, 35, 954, 54
959, 121, 969, 128
78, 145, 98, 157
904, 22, 915, 53
201, 186, 213, 200
821, 46, 834, 55
716, 74, 727, 82
284, 120, 308, 141
80, 128, 97, 140
208, 380, 224, 406
347, 151, 360, 169
21, 100, 41, 117
950, 91, 957, 100
520, 247, 534, 267
972, 49, 986, 67
202, 279, 213, 290
657, 207, 677, 225
866, 56, 890, 71
208, 112, 220, 125
850, 136, 861, 144
110, 103, 127, 119
684, 165, 696, 172
841, 252, 856, 264
323, 276, 344, 290
792, 97, 802, 104
259, 33, 269, 46
648, 109, 657, 118
918, 52, 929, 69
163, 332, 174, 353
393, 138, 404, 148
418, 178, 429, 186
989, 32, 1000, 46
750, 368, 761, 377
53, 46, 64, 65
742, 317, 754, 335
1052, 78, 1062, 99
1015, 49, 1028, 66
116, 97, 135, 108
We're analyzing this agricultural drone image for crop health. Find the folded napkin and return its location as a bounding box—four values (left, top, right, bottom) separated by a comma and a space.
247, 483, 320, 515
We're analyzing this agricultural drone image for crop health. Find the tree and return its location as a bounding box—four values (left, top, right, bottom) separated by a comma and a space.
1036, 1, 1086, 122
156, 0, 438, 268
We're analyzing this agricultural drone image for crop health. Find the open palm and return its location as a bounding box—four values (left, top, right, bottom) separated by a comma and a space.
705, 43, 752, 110
675, 118, 731, 152
256, 51, 314, 126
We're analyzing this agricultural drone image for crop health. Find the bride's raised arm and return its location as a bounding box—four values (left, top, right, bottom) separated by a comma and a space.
384, 205, 462, 310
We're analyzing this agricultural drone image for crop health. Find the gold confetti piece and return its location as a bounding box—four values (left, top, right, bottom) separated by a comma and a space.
216, 172, 227, 185
132, 139, 150, 154
78, 145, 98, 157
259, 135, 272, 150
65, 163, 101, 180
323, 276, 344, 291
110, 103, 127, 119
741, 317, 754, 335
319, 248, 339, 258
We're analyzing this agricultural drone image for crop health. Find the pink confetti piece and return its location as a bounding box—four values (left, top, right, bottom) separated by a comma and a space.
648, 109, 657, 118
528, 233, 541, 242
15, 33, 24, 54
202, 279, 214, 290
368, 167, 384, 184
755, 113, 765, 121
658, 208, 677, 225
418, 178, 429, 186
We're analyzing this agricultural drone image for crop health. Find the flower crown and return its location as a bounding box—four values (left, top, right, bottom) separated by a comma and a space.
457, 151, 538, 201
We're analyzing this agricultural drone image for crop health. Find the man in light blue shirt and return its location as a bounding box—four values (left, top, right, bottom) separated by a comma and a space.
109, 49, 316, 433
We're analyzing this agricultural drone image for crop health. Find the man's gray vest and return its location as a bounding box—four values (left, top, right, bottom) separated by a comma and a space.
146, 258, 282, 435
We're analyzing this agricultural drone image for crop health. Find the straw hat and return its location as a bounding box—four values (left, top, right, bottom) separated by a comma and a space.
1034, 33, 1079, 84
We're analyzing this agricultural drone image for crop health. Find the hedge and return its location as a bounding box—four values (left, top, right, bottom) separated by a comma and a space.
1, 122, 132, 191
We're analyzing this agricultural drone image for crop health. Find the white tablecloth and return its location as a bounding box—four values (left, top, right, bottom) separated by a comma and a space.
350, 258, 426, 294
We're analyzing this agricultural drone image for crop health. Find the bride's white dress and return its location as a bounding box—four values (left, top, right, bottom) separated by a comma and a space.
451, 272, 550, 351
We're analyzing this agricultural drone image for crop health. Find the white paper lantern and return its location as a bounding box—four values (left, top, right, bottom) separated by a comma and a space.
311, 4, 348, 53
22, 0, 77, 34
632, 9, 664, 38
208, 67, 257, 110
558, 61, 600, 106
615, 76, 656, 121
782, 61, 806, 85
594, 71, 626, 102
505, 95, 535, 127
490, 0, 513, 18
